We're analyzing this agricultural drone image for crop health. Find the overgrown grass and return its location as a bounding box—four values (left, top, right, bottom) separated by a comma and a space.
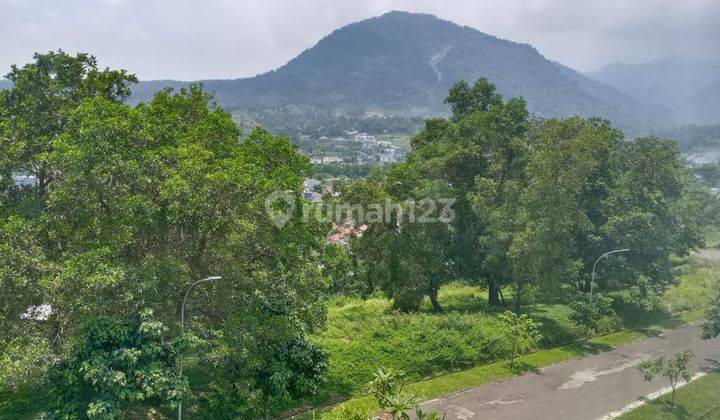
313, 308, 707, 419
619, 372, 720, 419
310, 285, 584, 406
663, 256, 720, 313
302, 255, 718, 418
702, 228, 720, 249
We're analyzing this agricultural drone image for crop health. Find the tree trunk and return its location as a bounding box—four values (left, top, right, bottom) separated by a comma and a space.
429, 288, 442, 312
671, 386, 676, 408
498, 285, 506, 307
488, 280, 500, 306
514, 282, 522, 314
264, 396, 269, 420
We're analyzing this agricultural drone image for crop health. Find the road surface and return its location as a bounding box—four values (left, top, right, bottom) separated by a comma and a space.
421, 323, 720, 420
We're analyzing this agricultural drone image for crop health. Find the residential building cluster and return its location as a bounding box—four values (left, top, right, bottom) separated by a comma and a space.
302, 131, 406, 164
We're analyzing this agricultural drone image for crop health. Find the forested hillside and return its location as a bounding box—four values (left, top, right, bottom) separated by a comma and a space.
587, 56, 720, 126
128, 11, 662, 135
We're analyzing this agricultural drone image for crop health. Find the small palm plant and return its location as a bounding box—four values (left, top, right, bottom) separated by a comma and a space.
368, 368, 445, 419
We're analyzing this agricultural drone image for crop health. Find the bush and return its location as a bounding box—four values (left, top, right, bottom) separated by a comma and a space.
595, 314, 623, 336
49, 310, 186, 419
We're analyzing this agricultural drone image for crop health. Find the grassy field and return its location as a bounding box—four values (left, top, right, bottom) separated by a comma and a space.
311, 285, 582, 403
619, 372, 720, 419
308, 255, 719, 418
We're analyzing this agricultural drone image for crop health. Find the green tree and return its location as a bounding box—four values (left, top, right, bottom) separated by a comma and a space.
0, 52, 330, 416
603, 137, 702, 305
0, 50, 137, 201
509, 118, 620, 312
334, 171, 455, 312
637, 350, 694, 408
406, 78, 530, 307
496, 311, 542, 368
214, 300, 328, 419
444, 78, 502, 122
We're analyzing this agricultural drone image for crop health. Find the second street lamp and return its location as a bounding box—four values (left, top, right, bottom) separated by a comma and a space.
178, 276, 221, 420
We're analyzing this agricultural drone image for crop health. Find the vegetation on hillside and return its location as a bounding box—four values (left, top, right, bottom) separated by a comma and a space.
128, 11, 662, 134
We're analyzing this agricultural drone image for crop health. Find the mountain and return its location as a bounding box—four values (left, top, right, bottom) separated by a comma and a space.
131, 11, 662, 134
586, 55, 720, 126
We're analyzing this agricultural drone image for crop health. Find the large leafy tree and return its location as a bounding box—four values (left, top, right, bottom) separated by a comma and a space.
346, 78, 702, 315
600, 137, 702, 304
510, 119, 701, 311
0, 53, 329, 417
0, 50, 137, 201
332, 170, 456, 312
409, 78, 531, 306
509, 118, 620, 310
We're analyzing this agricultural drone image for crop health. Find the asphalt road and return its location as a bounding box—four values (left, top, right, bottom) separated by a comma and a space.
421, 323, 720, 420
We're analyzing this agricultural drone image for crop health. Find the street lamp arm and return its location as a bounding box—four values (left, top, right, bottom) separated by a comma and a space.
178, 275, 220, 420
181, 276, 221, 333
590, 249, 629, 293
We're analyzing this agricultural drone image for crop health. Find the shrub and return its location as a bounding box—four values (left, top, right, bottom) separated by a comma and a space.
49, 310, 186, 419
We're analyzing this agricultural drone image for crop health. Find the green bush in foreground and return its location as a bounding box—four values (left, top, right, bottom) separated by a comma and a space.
50, 310, 186, 419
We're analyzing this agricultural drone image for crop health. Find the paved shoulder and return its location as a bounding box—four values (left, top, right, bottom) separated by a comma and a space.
422, 324, 720, 420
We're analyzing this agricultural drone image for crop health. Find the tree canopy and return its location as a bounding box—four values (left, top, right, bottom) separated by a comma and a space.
0, 51, 330, 418
344, 78, 703, 312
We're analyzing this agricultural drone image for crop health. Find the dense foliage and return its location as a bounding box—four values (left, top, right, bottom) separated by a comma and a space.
0, 51, 330, 418
0, 49, 716, 419
341, 78, 703, 313
50, 310, 186, 418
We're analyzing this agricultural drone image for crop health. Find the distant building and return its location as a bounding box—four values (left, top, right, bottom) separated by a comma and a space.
326, 223, 368, 246
304, 178, 321, 191
354, 133, 377, 145
11, 173, 37, 187
303, 191, 323, 202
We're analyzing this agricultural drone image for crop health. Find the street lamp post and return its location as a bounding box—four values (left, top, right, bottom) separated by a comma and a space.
178, 276, 221, 420
590, 249, 629, 294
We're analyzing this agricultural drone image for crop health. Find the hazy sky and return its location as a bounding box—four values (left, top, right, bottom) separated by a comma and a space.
1, 0, 719, 80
